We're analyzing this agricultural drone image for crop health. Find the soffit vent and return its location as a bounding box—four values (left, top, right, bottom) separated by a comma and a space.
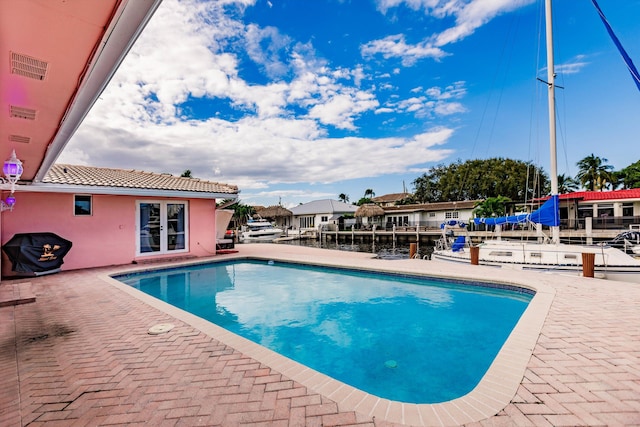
11, 52, 48, 81
10, 105, 37, 120
9, 135, 31, 144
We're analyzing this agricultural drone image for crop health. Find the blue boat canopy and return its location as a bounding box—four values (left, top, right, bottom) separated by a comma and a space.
473, 195, 559, 227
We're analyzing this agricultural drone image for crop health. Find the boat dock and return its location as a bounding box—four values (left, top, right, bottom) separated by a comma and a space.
316, 227, 624, 246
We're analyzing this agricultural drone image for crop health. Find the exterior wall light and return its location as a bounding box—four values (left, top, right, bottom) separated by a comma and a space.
1, 194, 16, 211
3, 149, 23, 190
1, 150, 23, 212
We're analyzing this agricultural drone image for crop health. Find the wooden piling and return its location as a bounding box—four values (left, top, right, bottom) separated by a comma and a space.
582, 253, 595, 278
470, 246, 479, 265
409, 243, 417, 259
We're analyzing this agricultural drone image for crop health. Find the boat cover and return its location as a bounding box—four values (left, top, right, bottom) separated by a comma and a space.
474, 195, 559, 227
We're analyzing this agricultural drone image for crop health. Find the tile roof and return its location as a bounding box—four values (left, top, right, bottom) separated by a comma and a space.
557, 188, 640, 201
383, 200, 479, 212
371, 192, 412, 203
289, 199, 358, 215
42, 164, 238, 195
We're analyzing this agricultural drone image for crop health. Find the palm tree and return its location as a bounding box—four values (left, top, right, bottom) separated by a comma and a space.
557, 174, 579, 194
575, 154, 614, 191
231, 203, 255, 226
363, 189, 375, 199
338, 193, 349, 203
180, 169, 193, 178
473, 196, 511, 218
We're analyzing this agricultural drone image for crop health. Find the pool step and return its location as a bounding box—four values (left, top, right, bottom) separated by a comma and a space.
133, 255, 197, 265
0, 282, 36, 307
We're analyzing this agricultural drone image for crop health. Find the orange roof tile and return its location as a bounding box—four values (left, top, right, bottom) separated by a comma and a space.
42, 164, 238, 195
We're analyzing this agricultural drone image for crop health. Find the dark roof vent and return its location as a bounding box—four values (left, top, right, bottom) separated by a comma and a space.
10, 105, 36, 120
9, 134, 31, 144
11, 52, 48, 81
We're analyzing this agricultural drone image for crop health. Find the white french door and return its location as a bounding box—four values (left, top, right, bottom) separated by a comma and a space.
137, 201, 188, 255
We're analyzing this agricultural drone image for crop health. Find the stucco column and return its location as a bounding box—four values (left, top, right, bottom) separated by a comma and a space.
614, 202, 622, 217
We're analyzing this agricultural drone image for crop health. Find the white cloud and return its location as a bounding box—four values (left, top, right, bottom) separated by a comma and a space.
308, 93, 379, 130
64, 111, 454, 187
60, 0, 465, 197
382, 82, 467, 117
555, 55, 590, 75
434, 0, 533, 47
361, 34, 448, 66
245, 24, 292, 79
364, 0, 534, 65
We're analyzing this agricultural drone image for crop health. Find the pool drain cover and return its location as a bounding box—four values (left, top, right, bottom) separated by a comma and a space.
148, 323, 175, 335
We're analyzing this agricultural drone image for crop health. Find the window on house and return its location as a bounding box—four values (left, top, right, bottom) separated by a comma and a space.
429, 212, 436, 217
321, 216, 328, 222
597, 204, 614, 217
445, 211, 459, 219
300, 216, 314, 228
578, 205, 593, 218
74, 195, 92, 216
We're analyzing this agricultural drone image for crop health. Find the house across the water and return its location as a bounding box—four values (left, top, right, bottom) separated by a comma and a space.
289, 199, 358, 231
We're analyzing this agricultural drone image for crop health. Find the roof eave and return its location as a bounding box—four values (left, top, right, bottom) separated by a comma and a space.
33, 0, 164, 183
12, 183, 238, 200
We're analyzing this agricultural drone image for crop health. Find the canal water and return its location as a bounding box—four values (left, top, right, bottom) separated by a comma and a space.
278, 238, 434, 260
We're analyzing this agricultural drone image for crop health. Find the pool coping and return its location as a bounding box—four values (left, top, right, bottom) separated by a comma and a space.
100, 250, 555, 426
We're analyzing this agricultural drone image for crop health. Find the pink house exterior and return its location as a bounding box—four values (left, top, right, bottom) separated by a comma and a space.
1, 165, 238, 277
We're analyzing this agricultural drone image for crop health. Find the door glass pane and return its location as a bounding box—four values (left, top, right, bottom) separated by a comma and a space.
167, 203, 185, 251
140, 203, 161, 253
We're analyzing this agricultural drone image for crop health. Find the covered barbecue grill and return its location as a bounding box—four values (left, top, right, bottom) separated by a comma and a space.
2, 232, 72, 276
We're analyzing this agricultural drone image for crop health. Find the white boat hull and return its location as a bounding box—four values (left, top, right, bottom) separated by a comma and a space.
239, 231, 283, 242
239, 218, 283, 243
432, 240, 640, 283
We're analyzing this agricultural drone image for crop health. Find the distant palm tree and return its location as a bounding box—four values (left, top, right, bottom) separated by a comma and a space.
232, 203, 255, 225
557, 174, 579, 194
364, 189, 375, 199
576, 154, 614, 191
473, 196, 511, 218
181, 169, 193, 178
338, 193, 349, 203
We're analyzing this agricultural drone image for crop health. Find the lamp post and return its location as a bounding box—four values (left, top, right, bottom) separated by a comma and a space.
1, 150, 23, 212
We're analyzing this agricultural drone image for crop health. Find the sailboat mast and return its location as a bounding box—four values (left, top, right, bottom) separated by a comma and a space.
545, 0, 560, 244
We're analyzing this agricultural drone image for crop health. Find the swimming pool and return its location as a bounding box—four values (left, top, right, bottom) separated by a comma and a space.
116, 259, 532, 404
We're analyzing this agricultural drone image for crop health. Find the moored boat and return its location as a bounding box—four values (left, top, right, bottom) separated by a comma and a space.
431, 0, 640, 283
432, 232, 640, 283
608, 230, 640, 256
239, 218, 283, 242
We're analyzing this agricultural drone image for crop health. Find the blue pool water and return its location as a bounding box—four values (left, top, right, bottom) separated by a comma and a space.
116, 260, 532, 403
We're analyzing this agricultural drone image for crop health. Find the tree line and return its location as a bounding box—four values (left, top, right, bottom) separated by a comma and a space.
214, 154, 639, 224
411, 154, 640, 204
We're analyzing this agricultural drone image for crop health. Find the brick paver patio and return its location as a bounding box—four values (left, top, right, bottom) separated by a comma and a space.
1, 244, 639, 426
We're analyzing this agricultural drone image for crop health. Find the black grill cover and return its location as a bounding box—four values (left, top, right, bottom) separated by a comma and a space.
2, 232, 72, 274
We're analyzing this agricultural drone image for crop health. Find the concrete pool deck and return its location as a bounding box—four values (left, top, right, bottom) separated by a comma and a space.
1, 244, 639, 426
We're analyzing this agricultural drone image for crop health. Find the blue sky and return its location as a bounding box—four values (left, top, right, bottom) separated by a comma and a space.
60, 0, 640, 207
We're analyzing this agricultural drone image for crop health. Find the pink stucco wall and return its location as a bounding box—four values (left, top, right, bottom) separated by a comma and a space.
1, 191, 219, 277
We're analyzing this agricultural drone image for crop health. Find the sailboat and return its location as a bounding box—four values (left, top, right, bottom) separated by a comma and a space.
431, 0, 640, 284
